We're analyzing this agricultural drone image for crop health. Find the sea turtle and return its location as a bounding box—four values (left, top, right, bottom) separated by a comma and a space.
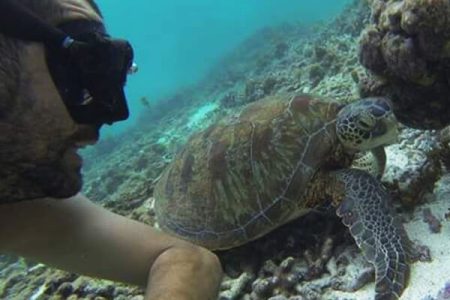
154, 94, 412, 300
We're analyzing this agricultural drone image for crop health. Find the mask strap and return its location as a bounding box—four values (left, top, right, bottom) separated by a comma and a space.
58, 20, 108, 39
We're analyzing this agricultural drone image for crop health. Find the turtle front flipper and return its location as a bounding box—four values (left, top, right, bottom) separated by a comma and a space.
332, 169, 412, 300
351, 146, 387, 179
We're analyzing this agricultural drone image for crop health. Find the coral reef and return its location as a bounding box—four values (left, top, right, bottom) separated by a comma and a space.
0, 262, 144, 300
359, 0, 450, 129
323, 0, 370, 37
216, 212, 364, 300
382, 128, 443, 207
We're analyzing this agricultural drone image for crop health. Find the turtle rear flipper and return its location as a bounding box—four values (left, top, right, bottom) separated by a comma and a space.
333, 169, 412, 300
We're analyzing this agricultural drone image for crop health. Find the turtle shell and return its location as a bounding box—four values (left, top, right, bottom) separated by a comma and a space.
154, 94, 348, 250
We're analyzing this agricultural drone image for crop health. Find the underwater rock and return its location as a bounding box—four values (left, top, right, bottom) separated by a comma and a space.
360, 0, 450, 129
382, 128, 443, 207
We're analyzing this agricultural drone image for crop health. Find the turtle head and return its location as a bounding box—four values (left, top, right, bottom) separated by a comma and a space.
336, 97, 399, 151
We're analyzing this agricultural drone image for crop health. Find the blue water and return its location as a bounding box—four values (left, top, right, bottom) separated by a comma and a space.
96, 0, 351, 135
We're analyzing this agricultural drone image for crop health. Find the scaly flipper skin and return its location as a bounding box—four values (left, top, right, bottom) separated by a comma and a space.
333, 169, 411, 300
352, 146, 387, 179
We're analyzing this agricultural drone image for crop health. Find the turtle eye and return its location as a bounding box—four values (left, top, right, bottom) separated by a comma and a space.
371, 106, 387, 117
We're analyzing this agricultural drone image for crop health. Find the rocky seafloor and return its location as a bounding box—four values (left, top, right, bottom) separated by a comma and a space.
1, 1, 450, 299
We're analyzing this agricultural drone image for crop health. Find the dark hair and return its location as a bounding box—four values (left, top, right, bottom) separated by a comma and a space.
0, 0, 103, 118
0, 37, 21, 118
86, 0, 103, 18
19, 0, 102, 24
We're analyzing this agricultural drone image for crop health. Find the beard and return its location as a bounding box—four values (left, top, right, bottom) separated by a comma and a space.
0, 148, 83, 203
23, 162, 83, 199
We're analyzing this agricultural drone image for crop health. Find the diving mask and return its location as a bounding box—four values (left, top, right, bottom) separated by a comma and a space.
46, 20, 137, 125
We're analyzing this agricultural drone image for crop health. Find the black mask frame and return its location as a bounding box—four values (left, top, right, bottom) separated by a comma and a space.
46, 20, 134, 125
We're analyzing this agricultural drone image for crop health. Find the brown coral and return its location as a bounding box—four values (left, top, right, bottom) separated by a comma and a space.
359, 26, 386, 73
359, 0, 450, 129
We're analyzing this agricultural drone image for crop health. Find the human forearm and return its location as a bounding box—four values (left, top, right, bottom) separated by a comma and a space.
0, 194, 222, 299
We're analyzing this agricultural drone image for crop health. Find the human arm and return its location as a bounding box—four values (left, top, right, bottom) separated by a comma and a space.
0, 194, 222, 300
